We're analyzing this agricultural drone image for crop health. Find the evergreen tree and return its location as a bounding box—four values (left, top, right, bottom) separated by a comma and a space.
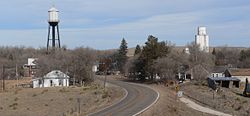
212, 48, 216, 55
136, 35, 172, 80
134, 45, 141, 55
117, 38, 128, 73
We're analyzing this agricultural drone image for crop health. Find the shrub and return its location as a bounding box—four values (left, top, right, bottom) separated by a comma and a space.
9, 103, 18, 108
69, 98, 73, 101
242, 100, 248, 104
12, 107, 17, 110
235, 106, 242, 111
41, 89, 48, 94
14, 90, 18, 94
235, 97, 240, 101
102, 91, 110, 99
59, 88, 68, 93
95, 99, 99, 103
32, 94, 37, 97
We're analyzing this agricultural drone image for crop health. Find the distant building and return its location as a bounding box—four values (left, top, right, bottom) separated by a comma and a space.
184, 47, 190, 54
23, 58, 38, 77
224, 68, 250, 83
92, 64, 98, 72
23, 58, 38, 68
210, 66, 226, 77
208, 77, 240, 89
33, 70, 69, 88
195, 26, 209, 52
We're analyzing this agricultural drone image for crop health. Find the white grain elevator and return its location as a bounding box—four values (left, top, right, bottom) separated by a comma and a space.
47, 6, 61, 50
195, 26, 209, 53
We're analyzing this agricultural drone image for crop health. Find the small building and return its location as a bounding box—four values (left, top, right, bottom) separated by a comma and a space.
224, 68, 250, 83
208, 77, 240, 89
92, 64, 98, 72
33, 70, 69, 88
23, 58, 38, 77
210, 66, 226, 77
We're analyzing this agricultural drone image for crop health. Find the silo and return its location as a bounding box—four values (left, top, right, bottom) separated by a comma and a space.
195, 26, 209, 52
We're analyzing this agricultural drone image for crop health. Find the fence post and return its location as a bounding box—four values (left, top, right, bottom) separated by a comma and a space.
77, 98, 81, 115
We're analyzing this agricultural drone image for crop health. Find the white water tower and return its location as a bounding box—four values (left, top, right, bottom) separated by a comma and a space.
47, 6, 61, 50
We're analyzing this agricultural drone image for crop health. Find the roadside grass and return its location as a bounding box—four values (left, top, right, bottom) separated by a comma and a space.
0, 79, 125, 116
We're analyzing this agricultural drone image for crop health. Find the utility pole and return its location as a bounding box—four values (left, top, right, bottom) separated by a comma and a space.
103, 62, 108, 89
2, 65, 5, 91
104, 70, 107, 89
16, 64, 19, 88
73, 64, 76, 86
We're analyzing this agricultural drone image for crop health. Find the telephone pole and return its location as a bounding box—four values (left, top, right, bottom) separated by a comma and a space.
2, 65, 5, 91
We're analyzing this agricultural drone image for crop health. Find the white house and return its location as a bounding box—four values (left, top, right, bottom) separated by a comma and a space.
33, 70, 69, 88
210, 66, 226, 78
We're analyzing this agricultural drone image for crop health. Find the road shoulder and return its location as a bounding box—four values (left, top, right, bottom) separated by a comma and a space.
180, 97, 231, 116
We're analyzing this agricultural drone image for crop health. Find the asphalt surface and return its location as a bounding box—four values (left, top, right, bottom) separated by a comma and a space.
89, 78, 159, 116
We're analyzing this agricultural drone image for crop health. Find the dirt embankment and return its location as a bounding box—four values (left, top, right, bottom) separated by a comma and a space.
0, 80, 125, 116
140, 84, 212, 116
182, 83, 250, 116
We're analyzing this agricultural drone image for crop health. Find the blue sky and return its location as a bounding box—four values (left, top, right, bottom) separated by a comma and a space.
0, 0, 250, 49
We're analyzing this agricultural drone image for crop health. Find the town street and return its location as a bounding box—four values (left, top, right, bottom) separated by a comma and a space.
89, 77, 159, 116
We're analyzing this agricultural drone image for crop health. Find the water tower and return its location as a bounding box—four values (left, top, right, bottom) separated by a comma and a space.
47, 6, 61, 50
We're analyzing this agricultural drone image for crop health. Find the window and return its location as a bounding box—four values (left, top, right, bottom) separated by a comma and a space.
50, 80, 53, 86
59, 79, 63, 86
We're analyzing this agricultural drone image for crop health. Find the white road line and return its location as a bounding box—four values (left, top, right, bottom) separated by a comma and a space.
88, 79, 159, 116
125, 83, 160, 116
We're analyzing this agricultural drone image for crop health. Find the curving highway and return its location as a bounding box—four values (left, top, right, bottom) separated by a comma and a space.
89, 78, 159, 116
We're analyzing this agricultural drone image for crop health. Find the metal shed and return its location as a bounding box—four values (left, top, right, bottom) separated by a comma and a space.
208, 77, 240, 89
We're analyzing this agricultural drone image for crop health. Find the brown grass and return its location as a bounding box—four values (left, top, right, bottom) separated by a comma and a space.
140, 84, 212, 116
0, 80, 125, 116
182, 83, 250, 116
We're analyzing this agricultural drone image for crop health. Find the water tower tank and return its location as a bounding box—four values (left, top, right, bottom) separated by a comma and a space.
48, 7, 59, 24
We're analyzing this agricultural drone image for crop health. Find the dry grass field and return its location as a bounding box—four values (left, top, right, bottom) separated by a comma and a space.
182, 82, 250, 116
0, 79, 125, 116
140, 84, 212, 116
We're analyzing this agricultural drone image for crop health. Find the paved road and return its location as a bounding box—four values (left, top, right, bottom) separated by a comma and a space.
89, 78, 159, 116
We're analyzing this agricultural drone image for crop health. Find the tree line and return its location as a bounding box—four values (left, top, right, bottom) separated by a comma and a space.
0, 46, 97, 85
109, 35, 250, 83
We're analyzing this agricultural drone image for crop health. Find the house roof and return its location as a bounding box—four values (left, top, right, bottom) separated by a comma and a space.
228, 68, 250, 76
208, 77, 240, 81
211, 66, 226, 73
187, 64, 210, 74
44, 70, 69, 79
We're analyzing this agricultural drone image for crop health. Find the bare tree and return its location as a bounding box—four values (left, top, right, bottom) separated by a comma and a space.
153, 56, 178, 81
188, 42, 214, 81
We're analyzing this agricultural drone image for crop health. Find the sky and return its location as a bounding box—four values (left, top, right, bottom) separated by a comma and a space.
0, 0, 250, 50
